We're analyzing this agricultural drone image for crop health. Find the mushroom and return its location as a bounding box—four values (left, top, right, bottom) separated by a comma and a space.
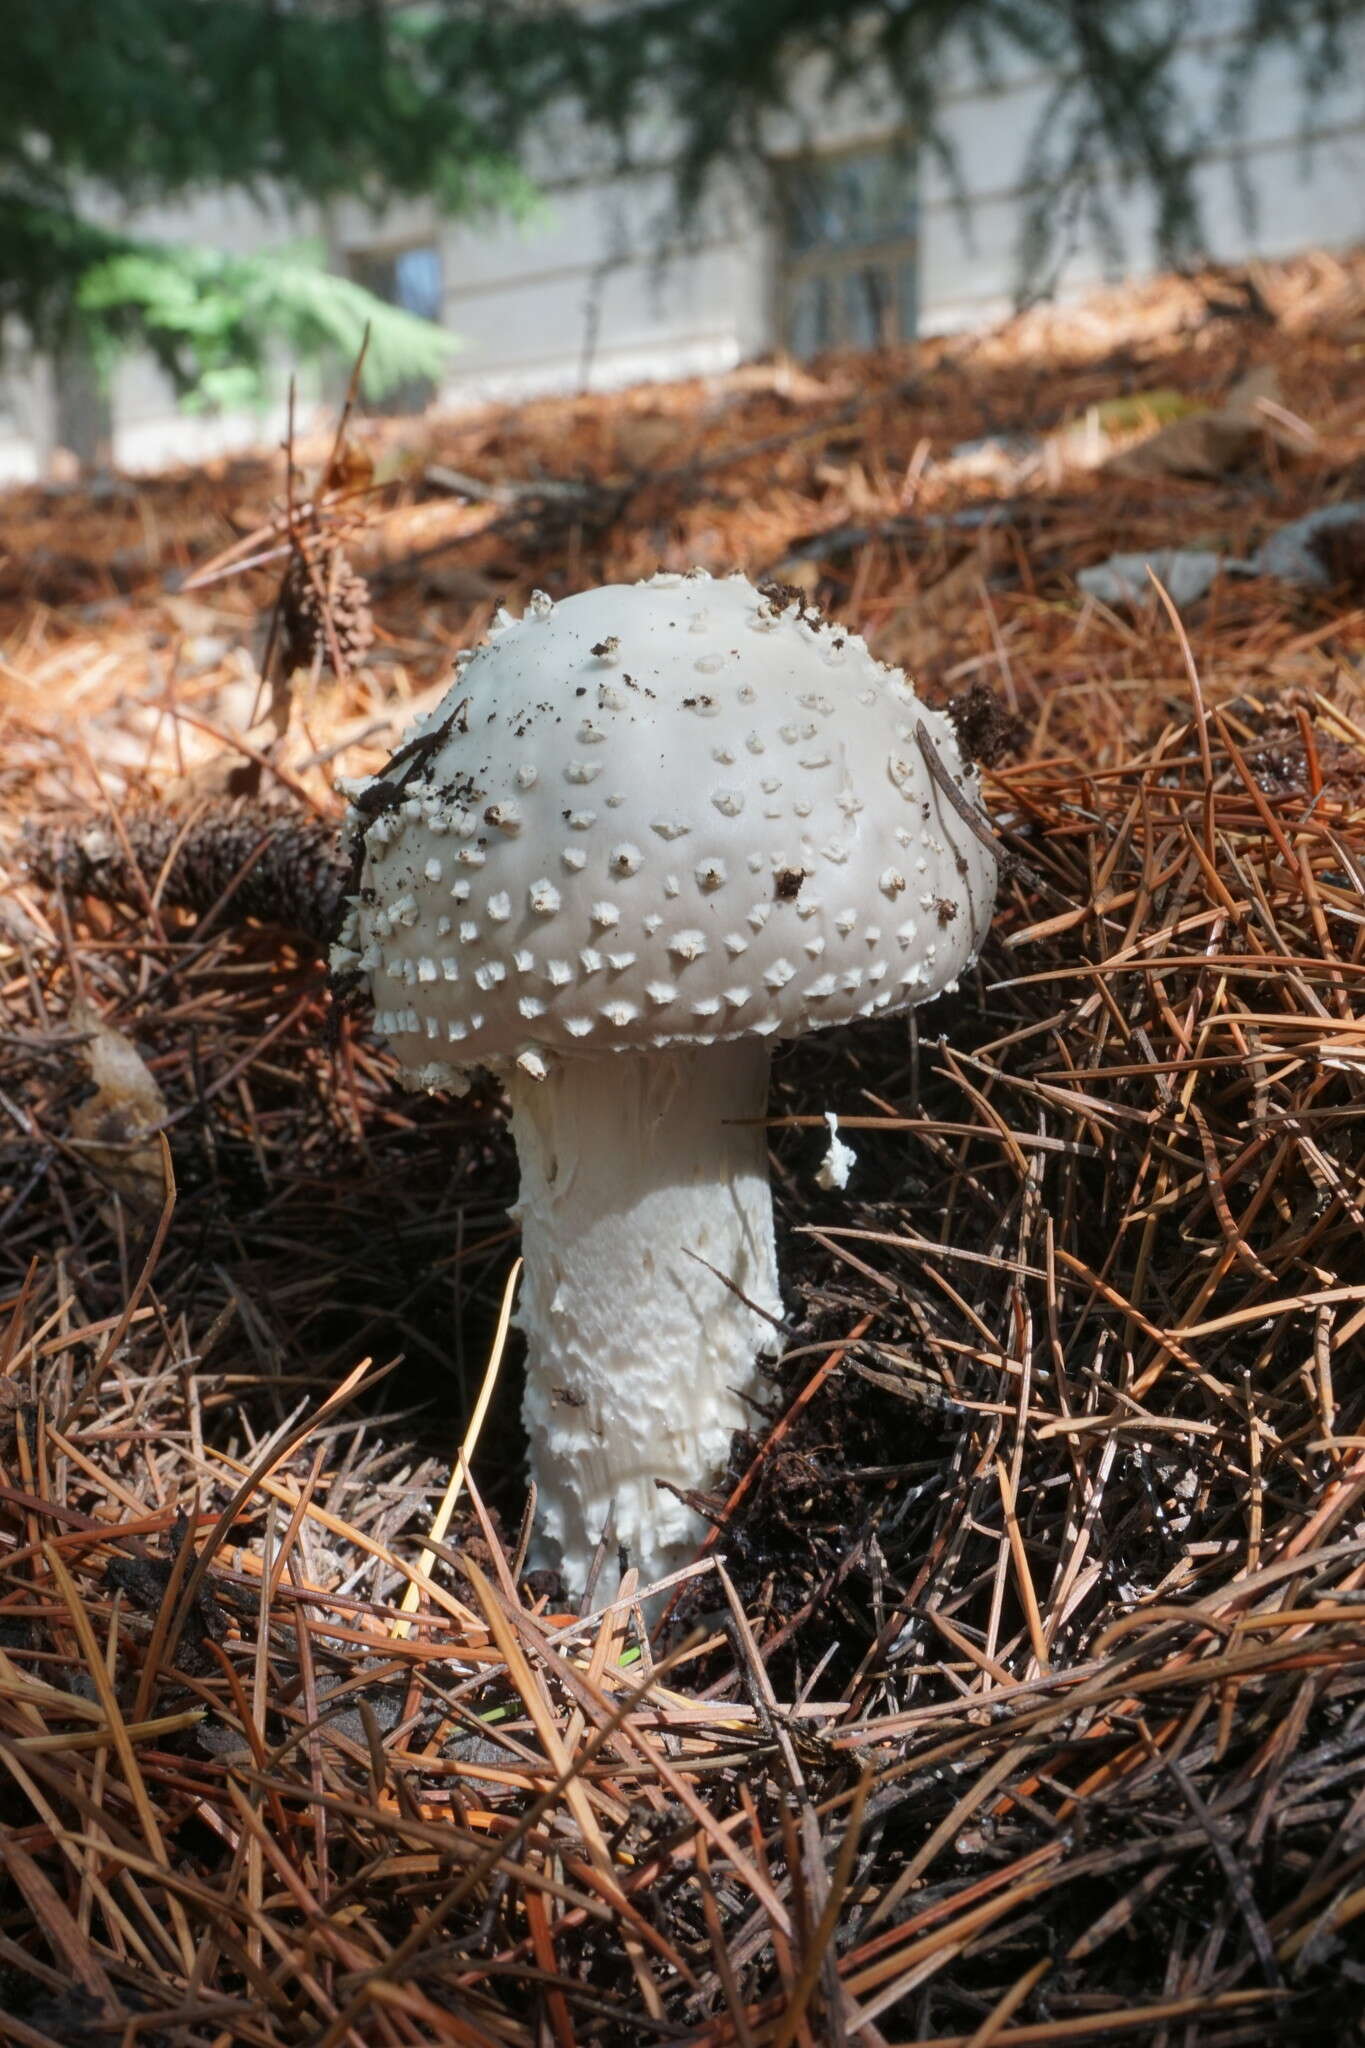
333, 570, 996, 1596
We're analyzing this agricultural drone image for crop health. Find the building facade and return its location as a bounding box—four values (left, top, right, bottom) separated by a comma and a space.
2, 12, 1362, 479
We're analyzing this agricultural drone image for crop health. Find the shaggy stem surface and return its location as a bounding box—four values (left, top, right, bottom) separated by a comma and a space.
507, 1040, 781, 1596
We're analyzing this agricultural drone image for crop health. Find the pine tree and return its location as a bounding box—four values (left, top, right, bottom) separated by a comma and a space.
3, 1, 536, 411
5, 1, 1359, 417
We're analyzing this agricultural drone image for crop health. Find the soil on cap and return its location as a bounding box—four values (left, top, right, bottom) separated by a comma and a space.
945, 680, 1029, 767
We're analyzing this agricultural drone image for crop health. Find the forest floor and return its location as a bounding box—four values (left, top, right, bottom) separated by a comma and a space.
1, 247, 1364, 2047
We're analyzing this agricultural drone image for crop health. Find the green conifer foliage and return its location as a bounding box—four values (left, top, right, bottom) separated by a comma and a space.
2, 0, 533, 407
4, 2, 1358, 411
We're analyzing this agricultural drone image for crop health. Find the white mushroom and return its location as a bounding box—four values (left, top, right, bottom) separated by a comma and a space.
334, 570, 997, 1597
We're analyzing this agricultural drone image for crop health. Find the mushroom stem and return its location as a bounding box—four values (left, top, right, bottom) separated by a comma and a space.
506, 1040, 781, 1596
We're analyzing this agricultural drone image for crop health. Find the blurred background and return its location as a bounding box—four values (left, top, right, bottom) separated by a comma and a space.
3, 0, 1363, 478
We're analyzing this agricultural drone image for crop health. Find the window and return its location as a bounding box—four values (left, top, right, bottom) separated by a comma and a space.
778, 142, 919, 356
348, 241, 444, 412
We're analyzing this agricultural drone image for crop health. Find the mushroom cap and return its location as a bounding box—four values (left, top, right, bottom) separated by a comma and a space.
334, 570, 996, 1087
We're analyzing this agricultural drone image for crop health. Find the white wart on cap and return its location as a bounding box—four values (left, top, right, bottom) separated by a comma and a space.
334, 570, 997, 1600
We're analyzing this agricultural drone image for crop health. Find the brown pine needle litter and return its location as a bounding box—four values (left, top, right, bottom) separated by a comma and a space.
2, 246, 1365, 2045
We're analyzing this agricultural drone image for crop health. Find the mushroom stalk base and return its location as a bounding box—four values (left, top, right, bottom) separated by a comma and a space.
507, 1041, 781, 1598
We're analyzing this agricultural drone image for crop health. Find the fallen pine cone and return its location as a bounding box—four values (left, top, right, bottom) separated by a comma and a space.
278, 549, 374, 676
26, 802, 349, 946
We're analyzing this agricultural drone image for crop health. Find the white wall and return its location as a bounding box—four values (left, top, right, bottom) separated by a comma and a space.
918, 22, 1365, 329
3, 7, 1363, 477
422, 16, 1365, 389
0, 341, 53, 484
